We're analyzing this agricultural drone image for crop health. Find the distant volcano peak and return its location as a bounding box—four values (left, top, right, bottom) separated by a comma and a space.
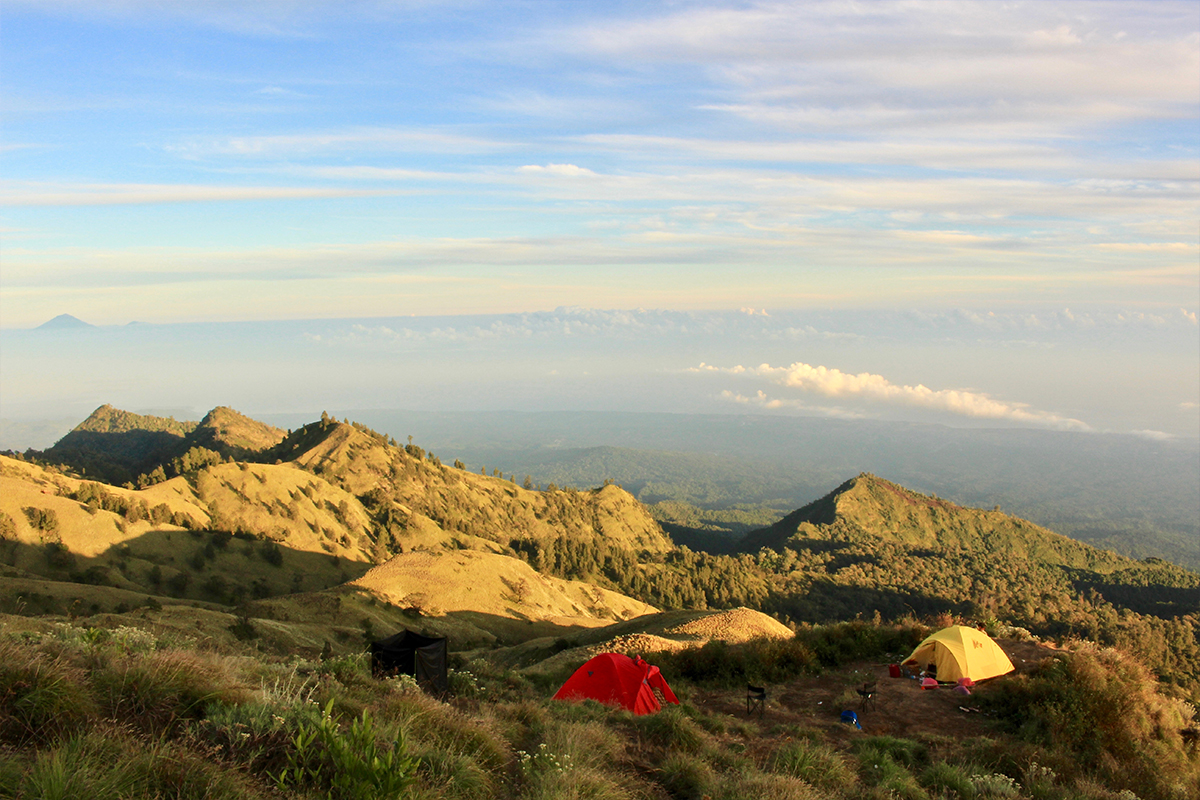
36, 314, 93, 329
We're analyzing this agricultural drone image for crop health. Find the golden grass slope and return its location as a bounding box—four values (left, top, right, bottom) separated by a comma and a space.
666, 607, 793, 643
189, 406, 286, 457
196, 462, 374, 560
0, 455, 210, 557
284, 419, 672, 553
0, 455, 377, 605
351, 548, 656, 624
0, 455, 375, 564
2, 439, 671, 636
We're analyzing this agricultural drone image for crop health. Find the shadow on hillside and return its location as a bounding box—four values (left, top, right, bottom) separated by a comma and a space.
659, 522, 744, 554
0, 529, 374, 614
1071, 578, 1200, 619
770, 580, 971, 624
42, 429, 191, 484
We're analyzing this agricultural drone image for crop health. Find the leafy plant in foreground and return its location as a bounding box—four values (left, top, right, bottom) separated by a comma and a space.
273, 699, 416, 800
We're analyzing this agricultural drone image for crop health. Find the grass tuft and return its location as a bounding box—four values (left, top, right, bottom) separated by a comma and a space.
769, 737, 857, 791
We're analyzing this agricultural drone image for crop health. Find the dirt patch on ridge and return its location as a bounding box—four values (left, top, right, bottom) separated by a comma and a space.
667, 607, 793, 643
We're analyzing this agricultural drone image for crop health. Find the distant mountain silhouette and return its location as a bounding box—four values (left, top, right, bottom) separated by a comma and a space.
36, 314, 93, 329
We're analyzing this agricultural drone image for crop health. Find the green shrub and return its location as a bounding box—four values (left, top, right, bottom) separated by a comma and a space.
17, 734, 135, 800
854, 738, 929, 800
124, 733, 266, 799
413, 746, 495, 800
16, 728, 268, 800
982, 645, 1199, 799
319, 652, 371, 686
448, 667, 480, 698
521, 764, 644, 800
383, 691, 510, 773
542, 719, 626, 772
23, 506, 59, 534
0, 510, 17, 540
658, 636, 819, 687
795, 619, 928, 668
715, 770, 824, 800
971, 771, 1021, 799
274, 699, 416, 800
854, 735, 929, 768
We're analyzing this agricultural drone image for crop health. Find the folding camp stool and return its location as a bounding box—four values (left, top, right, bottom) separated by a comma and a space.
746, 685, 766, 717
857, 681, 877, 712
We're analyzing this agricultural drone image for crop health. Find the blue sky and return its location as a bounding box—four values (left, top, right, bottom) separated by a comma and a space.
1, 1, 1197, 438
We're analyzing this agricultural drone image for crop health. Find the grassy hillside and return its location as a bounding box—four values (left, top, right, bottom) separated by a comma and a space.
0, 409, 676, 632
2, 612, 1197, 800
40, 405, 198, 485
346, 410, 1199, 571
34, 404, 284, 488
185, 405, 286, 459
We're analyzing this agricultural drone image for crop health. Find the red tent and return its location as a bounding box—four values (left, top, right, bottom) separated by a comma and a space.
552, 653, 680, 715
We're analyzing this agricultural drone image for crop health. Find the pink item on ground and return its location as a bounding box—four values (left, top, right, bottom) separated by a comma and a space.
921, 678, 938, 689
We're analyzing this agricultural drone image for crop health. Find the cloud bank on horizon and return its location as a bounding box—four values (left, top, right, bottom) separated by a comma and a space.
1, 2, 1197, 438
2, 306, 1196, 439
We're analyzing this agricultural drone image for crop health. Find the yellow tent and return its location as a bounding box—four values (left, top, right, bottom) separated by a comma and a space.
903, 626, 1014, 682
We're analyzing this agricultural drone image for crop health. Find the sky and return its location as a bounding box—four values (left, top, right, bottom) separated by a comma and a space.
1, 1, 1198, 439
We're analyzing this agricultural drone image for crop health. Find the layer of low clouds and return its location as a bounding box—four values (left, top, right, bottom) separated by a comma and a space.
3, 306, 1194, 437
693, 361, 1090, 431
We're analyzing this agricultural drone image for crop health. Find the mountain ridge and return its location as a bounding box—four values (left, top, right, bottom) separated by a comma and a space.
5, 403, 1197, 695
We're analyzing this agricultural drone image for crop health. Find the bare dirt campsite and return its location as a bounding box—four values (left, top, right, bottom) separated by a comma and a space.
690, 638, 1062, 743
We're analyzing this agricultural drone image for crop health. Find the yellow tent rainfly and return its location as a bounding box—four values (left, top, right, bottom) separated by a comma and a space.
903, 626, 1014, 683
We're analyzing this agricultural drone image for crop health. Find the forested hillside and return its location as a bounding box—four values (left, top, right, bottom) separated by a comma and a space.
346, 410, 1200, 570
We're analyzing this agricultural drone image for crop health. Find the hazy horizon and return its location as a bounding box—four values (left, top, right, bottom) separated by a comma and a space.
2, 303, 1197, 442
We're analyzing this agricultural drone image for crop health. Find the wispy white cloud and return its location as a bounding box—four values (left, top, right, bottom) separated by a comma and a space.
517, 163, 597, 177
561, 2, 1199, 121
0, 181, 400, 206
167, 128, 511, 159
576, 133, 1200, 181
692, 360, 1091, 430
5, 0, 468, 38
719, 389, 868, 419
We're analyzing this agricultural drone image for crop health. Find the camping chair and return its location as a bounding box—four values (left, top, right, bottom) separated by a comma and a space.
747, 685, 766, 717
857, 681, 877, 712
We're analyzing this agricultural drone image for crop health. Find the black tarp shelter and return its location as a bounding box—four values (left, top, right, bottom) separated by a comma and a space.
370, 630, 448, 694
